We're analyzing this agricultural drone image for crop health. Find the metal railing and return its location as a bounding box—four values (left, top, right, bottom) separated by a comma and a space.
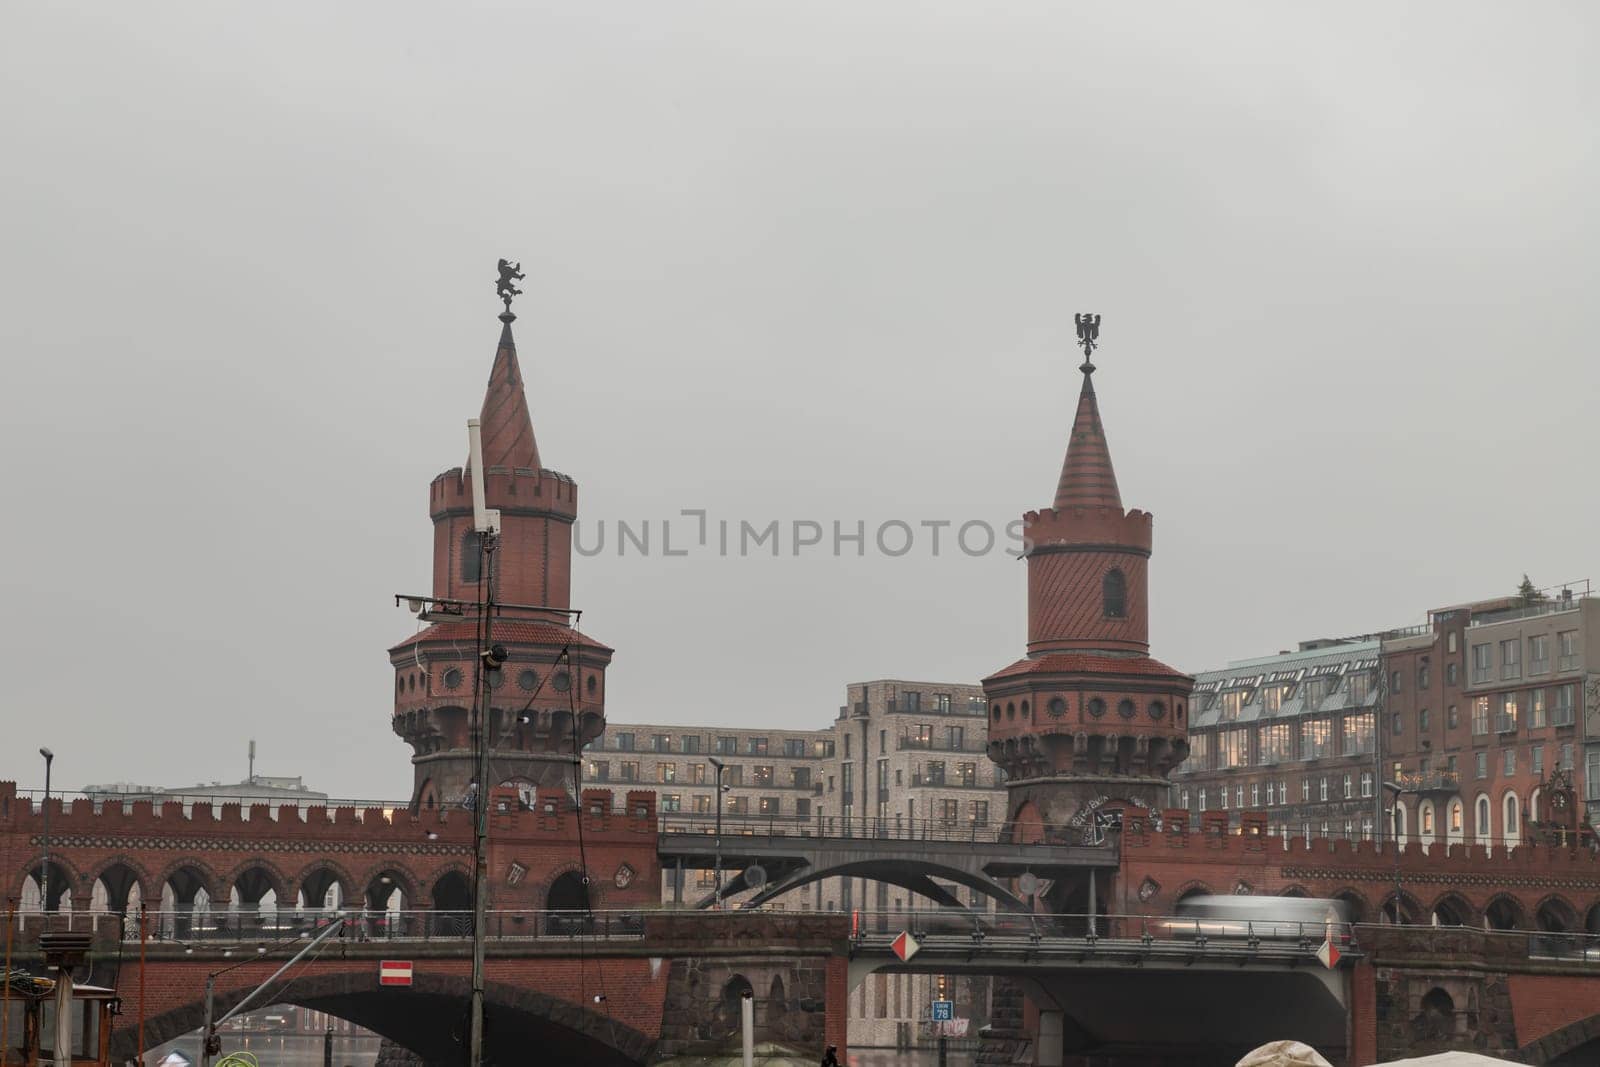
656, 811, 1101, 845
1391, 770, 1461, 793
1525, 929, 1600, 962
118, 909, 650, 943
7, 788, 414, 813
845, 910, 1361, 955
910, 774, 992, 790
896, 735, 987, 753
1469, 594, 1589, 628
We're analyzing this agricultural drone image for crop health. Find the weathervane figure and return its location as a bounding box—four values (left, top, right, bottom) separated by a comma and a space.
1075, 312, 1102, 370
496, 259, 525, 312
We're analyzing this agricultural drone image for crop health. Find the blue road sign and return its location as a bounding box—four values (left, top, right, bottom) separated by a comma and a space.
931, 1000, 954, 1021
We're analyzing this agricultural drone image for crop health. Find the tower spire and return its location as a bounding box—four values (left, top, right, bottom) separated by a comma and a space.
479, 259, 540, 472
1053, 314, 1121, 510
475, 313, 541, 472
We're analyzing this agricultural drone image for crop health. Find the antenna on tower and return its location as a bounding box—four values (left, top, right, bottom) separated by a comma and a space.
248, 739, 256, 784
466, 419, 501, 535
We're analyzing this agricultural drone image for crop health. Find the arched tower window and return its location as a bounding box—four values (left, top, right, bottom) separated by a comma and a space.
1103, 568, 1127, 619
461, 530, 483, 583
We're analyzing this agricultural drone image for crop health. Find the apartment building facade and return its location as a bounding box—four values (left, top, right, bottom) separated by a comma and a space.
1171, 640, 1383, 841
1172, 584, 1598, 852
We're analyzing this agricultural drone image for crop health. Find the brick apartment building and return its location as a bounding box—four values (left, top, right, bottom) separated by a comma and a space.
1171, 583, 1598, 854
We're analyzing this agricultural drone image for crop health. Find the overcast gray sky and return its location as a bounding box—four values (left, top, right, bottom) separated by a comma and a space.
3, 2, 1595, 800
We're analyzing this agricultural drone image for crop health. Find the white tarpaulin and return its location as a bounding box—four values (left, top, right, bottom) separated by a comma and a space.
1375, 1054, 1521, 1066
1236, 1041, 1334, 1067
1238, 1043, 1520, 1067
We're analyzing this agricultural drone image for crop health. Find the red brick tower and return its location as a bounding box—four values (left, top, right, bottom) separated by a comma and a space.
390, 308, 612, 810
984, 319, 1192, 846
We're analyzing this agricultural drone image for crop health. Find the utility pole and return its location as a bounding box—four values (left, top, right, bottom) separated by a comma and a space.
200, 917, 346, 1067
709, 757, 725, 910
38, 748, 53, 918
466, 415, 502, 1067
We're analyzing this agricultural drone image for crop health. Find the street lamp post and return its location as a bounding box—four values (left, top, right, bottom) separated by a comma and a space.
1380, 780, 1413, 924
38, 748, 53, 918
709, 757, 725, 910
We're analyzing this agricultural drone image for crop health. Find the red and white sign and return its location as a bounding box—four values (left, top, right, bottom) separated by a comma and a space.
379, 960, 414, 987
891, 931, 921, 962
1315, 939, 1341, 970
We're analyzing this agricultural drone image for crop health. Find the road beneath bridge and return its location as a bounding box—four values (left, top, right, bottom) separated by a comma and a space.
847, 910, 1356, 1066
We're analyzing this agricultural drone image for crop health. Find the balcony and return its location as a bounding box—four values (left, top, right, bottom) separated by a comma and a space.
896, 735, 986, 753
1392, 770, 1460, 796
911, 774, 992, 789
1469, 595, 1587, 627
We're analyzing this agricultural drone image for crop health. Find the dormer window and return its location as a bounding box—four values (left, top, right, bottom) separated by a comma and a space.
1103, 568, 1127, 619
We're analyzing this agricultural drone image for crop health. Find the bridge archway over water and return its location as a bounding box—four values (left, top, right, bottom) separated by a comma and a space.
1520, 1012, 1600, 1064
119, 971, 652, 1066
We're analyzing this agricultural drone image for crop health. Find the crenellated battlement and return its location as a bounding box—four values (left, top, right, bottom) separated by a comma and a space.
430, 466, 578, 522
1022, 505, 1153, 555
0, 781, 656, 842
1121, 805, 1600, 873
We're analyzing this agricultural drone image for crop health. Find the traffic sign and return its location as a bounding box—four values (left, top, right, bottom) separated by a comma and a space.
890, 931, 921, 962
931, 1000, 954, 1021
379, 960, 414, 986
1316, 939, 1341, 970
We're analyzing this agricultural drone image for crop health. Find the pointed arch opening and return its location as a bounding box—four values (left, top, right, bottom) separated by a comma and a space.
159, 866, 213, 939
20, 861, 74, 914
1485, 895, 1523, 931
423, 869, 471, 937
1431, 893, 1473, 927
1333, 890, 1369, 924
715, 975, 755, 1042
1537, 896, 1579, 933
90, 862, 144, 920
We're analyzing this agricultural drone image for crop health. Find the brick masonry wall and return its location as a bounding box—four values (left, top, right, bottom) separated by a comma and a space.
0, 782, 660, 912
1118, 812, 1600, 926
99, 912, 851, 1062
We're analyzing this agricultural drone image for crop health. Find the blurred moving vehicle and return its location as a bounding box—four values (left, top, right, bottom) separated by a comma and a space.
1161, 895, 1353, 944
